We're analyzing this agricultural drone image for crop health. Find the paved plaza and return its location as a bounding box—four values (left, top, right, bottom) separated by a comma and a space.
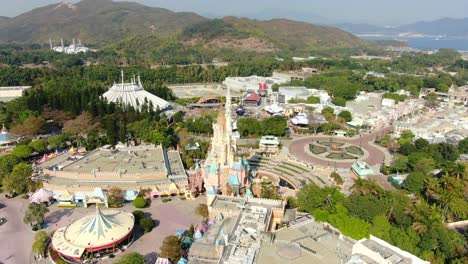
0, 195, 35, 264
0, 194, 204, 264
288, 127, 393, 169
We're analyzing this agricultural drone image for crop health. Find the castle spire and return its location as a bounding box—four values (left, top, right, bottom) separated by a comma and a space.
121, 70, 124, 87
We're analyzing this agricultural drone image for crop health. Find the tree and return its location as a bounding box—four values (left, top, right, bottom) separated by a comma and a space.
458, 137, 468, 154
260, 179, 281, 199
404, 172, 426, 194
414, 158, 435, 175
11, 145, 33, 159
195, 203, 209, 219
160, 235, 182, 264
115, 252, 146, 264
10, 116, 45, 136
63, 112, 100, 136
415, 138, 429, 151
32, 231, 49, 259
0, 154, 20, 180
48, 134, 69, 149
133, 210, 145, 223
345, 194, 389, 222
23, 203, 49, 228
132, 196, 147, 208
28, 139, 48, 153
2, 163, 32, 194
350, 178, 382, 197
107, 187, 125, 208
188, 224, 195, 238
399, 143, 417, 156
140, 217, 155, 233
332, 97, 347, 107
337, 110, 352, 122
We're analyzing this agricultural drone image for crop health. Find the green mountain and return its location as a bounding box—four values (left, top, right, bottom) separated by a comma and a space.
0, 0, 366, 53
0, 0, 206, 44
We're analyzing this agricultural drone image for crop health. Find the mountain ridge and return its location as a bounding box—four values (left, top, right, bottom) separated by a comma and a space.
0, 0, 366, 53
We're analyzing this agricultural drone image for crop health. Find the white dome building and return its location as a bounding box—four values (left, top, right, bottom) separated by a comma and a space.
102, 72, 170, 111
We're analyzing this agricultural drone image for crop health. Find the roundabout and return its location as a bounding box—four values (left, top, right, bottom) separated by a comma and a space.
288, 127, 392, 169
309, 141, 366, 160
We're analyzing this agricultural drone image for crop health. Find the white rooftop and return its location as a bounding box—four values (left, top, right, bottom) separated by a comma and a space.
102, 74, 170, 111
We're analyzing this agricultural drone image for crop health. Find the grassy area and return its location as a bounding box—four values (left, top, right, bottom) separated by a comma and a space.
317, 141, 345, 147
330, 172, 344, 186
345, 146, 364, 156
310, 144, 327, 154
326, 153, 356, 160
278, 165, 302, 174
281, 162, 309, 172
274, 168, 295, 177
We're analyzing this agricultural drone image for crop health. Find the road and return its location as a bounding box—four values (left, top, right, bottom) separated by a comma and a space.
288, 127, 393, 169
0, 195, 34, 264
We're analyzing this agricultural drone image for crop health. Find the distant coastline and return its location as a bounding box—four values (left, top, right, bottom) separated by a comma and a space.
360, 35, 468, 51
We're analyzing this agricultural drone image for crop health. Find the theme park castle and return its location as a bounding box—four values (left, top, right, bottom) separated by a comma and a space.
190, 87, 259, 202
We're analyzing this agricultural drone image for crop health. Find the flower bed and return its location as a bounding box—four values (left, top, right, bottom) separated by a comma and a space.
345, 146, 364, 156
309, 144, 327, 154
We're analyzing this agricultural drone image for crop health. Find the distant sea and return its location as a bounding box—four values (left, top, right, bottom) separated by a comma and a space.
360, 35, 468, 51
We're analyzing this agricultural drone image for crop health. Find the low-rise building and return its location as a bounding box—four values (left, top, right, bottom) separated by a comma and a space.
223, 75, 288, 93
259, 136, 280, 154
351, 161, 375, 177
33, 144, 188, 204
0, 86, 32, 102
189, 195, 285, 264
350, 235, 430, 264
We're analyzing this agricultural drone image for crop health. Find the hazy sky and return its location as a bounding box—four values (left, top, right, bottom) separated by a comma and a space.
2, 0, 468, 25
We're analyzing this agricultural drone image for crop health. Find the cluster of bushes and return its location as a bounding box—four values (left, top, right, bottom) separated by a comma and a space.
132, 210, 154, 234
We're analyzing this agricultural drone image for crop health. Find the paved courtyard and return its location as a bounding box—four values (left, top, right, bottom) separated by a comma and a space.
0, 194, 35, 264
1, 193, 205, 264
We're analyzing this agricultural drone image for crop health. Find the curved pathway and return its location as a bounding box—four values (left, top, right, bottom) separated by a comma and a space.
289, 127, 393, 169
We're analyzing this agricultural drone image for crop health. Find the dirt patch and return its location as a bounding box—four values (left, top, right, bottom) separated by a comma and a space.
186, 37, 278, 53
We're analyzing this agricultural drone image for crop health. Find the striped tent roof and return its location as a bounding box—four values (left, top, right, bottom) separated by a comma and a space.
103, 76, 170, 111
51, 206, 134, 258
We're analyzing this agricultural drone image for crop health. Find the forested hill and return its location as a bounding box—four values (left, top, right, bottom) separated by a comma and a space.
0, 0, 207, 44
0, 0, 366, 53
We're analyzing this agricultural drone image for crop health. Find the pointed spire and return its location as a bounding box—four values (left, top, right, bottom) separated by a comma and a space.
49, 38, 53, 50
137, 74, 142, 86
61, 38, 64, 49
121, 70, 124, 87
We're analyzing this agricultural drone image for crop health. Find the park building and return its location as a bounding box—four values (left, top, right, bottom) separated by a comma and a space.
102, 71, 171, 112
0, 86, 32, 102
51, 206, 135, 263
50, 38, 91, 54
32, 144, 188, 207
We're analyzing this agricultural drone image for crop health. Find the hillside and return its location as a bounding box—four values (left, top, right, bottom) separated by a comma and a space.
0, 0, 367, 56
183, 17, 366, 52
0, 0, 206, 44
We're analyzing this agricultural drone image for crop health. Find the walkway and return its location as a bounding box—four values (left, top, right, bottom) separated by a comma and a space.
0, 195, 35, 264
288, 127, 393, 169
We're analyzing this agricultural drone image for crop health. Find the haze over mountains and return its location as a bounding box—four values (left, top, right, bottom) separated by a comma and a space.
0, 0, 365, 52
335, 17, 468, 37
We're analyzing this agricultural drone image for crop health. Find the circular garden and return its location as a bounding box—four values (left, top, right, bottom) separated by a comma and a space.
309, 141, 365, 160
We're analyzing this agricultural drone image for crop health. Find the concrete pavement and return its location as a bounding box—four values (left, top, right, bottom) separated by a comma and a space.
0, 195, 35, 264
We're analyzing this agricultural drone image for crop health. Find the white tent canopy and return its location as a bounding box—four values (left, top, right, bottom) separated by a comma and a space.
103, 72, 170, 111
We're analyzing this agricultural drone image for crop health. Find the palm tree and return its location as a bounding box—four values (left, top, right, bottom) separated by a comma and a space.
350, 178, 382, 197
424, 177, 441, 202
408, 201, 442, 234
23, 203, 49, 229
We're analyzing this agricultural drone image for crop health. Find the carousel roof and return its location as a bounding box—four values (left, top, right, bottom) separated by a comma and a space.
102, 74, 170, 111
51, 206, 134, 259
